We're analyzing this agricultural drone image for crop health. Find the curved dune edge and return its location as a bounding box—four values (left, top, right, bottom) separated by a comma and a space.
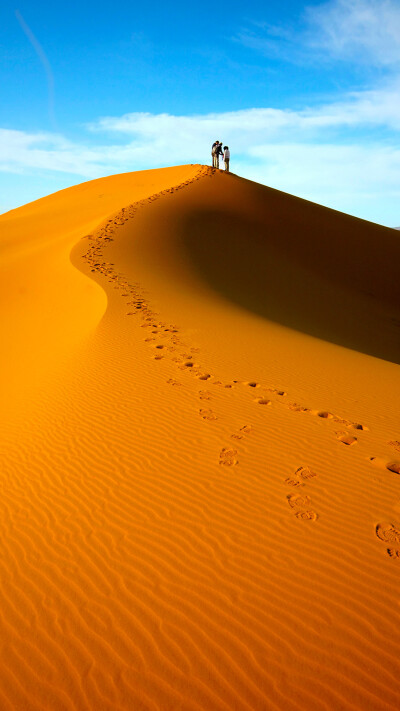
0, 164, 201, 416
1, 166, 400, 711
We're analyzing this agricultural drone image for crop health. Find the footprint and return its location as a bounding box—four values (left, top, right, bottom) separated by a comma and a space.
388, 462, 400, 474
336, 433, 358, 446
179, 361, 196, 370
295, 466, 317, 480
370, 458, 400, 474
376, 523, 400, 544
199, 409, 218, 421
255, 398, 271, 405
219, 448, 238, 466
388, 441, 400, 452
295, 510, 318, 521
287, 493, 311, 509
376, 524, 400, 560
288, 403, 310, 413
284, 477, 305, 488
231, 425, 252, 440
167, 379, 182, 386
199, 391, 211, 400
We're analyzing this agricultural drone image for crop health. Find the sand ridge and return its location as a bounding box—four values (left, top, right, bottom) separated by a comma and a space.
1, 164, 400, 710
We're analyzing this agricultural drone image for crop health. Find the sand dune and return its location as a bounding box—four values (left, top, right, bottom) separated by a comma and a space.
1, 164, 400, 710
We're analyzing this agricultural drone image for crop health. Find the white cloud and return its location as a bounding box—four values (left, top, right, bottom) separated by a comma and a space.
245, 142, 400, 196
236, 0, 400, 68
0, 129, 105, 177
89, 82, 400, 142
307, 0, 400, 65
2, 84, 400, 224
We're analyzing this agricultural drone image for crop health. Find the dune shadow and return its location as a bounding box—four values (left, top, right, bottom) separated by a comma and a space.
178, 193, 400, 364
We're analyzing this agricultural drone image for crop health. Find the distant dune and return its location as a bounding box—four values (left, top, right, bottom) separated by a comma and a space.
1, 165, 400, 711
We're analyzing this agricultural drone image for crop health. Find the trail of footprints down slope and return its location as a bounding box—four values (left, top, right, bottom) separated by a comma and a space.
82, 165, 400, 563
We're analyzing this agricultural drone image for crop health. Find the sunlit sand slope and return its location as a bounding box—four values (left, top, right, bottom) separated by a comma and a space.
1, 165, 400, 711
0, 166, 199, 415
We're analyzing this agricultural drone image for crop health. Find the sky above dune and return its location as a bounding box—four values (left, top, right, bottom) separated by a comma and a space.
1, 0, 400, 225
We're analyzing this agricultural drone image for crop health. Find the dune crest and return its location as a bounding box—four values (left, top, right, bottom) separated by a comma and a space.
1, 165, 400, 711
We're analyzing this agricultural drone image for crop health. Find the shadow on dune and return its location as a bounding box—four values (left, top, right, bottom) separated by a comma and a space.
179, 175, 400, 364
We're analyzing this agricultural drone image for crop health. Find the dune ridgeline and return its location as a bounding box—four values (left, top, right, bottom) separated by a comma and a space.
1, 164, 400, 711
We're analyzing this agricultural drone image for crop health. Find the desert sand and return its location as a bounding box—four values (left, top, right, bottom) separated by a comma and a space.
0, 164, 400, 710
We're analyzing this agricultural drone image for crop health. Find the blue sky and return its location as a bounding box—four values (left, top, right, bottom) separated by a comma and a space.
1, 0, 400, 225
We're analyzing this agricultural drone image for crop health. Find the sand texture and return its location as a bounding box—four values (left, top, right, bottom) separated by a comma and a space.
1, 164, 400, 710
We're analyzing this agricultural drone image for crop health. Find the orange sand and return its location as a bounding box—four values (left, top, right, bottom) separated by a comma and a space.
1, 164, 400, 710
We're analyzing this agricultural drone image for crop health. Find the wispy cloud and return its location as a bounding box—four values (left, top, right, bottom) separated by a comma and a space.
245, 142, 400, 200
15, 10, 57, 129
306, 0, 400, 65
89, 82, 400, 139
236, 0, 400, 68
0, 129, 102, 176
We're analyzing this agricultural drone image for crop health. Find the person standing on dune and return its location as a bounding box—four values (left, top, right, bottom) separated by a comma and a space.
213, 141, 224, 169
223, 145, 230, 172
211, 141, 219, 168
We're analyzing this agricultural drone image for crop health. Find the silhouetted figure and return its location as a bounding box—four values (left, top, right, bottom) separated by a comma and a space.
211, 141, 219, 168
212, 141, 224, 169
223, 146, 230, 172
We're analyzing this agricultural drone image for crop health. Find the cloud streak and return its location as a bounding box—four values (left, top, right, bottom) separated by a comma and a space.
15, 9, 57, 128
236, 0, 400, 69
306, 0, 400, 65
